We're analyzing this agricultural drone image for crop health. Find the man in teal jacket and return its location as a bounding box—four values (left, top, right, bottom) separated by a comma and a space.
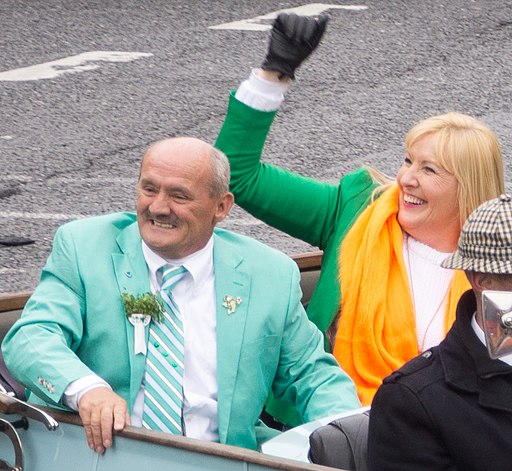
2, 136, 360, 453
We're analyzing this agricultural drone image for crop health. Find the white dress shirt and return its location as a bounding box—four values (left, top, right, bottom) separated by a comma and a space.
64, 236, 219, 442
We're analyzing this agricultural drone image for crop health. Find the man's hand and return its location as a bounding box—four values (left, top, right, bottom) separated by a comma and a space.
261, 13, 329, 79
78, 387, 130, 454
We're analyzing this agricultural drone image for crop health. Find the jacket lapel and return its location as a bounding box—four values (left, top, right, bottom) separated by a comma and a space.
213, 232, 251, 444
113, 221, 151, 409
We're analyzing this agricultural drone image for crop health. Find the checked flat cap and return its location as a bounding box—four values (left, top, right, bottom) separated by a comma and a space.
442, 194, 512, 274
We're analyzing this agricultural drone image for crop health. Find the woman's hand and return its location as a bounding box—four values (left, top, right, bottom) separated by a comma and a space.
261, 13, 329, 80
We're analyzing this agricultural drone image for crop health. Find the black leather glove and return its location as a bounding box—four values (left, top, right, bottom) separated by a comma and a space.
261, 13, 329, 79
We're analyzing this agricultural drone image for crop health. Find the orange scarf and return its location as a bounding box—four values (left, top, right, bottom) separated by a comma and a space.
333, 185, 469, 406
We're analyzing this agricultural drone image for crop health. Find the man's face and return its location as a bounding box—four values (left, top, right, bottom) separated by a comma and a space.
480, 273, 512, 292
137, 139, 233, 259
472, 272, 512, 328
474, 273, 512, 358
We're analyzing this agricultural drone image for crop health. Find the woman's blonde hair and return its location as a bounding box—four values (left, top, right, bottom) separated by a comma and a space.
405, 112, 504, 225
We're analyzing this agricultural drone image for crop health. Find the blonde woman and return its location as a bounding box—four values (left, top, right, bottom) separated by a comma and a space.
215, 14, 505, 416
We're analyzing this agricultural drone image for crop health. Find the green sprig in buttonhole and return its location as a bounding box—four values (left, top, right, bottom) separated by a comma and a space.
121, 292, 164, 323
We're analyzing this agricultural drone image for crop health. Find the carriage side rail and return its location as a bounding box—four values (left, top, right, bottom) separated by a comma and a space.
0, 293, 31, 314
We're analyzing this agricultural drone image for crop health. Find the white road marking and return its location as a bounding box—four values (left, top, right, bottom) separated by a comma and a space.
222, 219, 264, 227
0, 211, 87, 220
0, 268, 31, 274
0, 210, 265, 225
209, 3, 368, 31
0, 175, 135, 184
0, 51, 153, 82
0, 175, 33, 183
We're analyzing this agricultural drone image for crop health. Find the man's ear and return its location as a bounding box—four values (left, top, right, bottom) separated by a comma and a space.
467, 271, 492, 292
214, 192, 235, 223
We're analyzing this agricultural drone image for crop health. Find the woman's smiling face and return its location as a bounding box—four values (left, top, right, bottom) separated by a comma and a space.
397, 133, 461, 252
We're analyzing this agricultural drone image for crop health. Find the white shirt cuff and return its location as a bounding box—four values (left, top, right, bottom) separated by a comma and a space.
235, 69, 289, 111
63, 375, 112, 411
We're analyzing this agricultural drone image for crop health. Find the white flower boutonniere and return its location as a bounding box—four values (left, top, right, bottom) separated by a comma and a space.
223, 295, 242, 315
121, 292, 163, 355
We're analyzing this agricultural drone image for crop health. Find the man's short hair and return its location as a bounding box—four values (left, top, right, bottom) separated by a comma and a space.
208, 147, 230, 197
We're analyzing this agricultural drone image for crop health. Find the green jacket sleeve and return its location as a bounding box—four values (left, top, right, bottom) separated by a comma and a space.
215, 92, 340, 249
216, 92, 379, 348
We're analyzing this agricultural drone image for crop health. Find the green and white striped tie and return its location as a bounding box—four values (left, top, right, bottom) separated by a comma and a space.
142, 265, 187, 434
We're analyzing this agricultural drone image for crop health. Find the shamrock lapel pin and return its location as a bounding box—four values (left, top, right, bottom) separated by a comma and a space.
223, 295, 242, 315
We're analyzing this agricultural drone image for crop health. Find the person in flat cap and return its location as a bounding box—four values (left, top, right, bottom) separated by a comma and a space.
367, 194, 512, 471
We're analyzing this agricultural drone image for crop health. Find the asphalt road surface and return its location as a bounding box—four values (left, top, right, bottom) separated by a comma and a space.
1, 0, 511, 292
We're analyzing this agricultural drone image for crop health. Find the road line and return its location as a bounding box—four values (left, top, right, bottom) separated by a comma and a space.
0, 175, 136, 184
222, 219, 264, 227
47, 176, 136, 184
0, 175, 33, 183
41, 176, 135, 185
0, 51, 153, 82
0, 211, 88, 220
210, 4, 368, 30
0, 268, 31, 274
0, 211, 265, 225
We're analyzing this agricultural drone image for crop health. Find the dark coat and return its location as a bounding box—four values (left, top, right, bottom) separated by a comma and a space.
367, 290, 512, 471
